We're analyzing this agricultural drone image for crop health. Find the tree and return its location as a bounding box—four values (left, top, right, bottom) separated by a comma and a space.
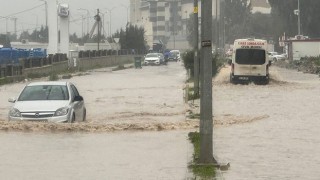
112, 24, 146, 50
0, 34, 11, 47
269, 0, 320, 38
223, 0, 251, 43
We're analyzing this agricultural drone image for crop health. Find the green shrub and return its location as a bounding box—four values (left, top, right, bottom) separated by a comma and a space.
49, 73, 59, 81
182, 50, 195, 77
188, 132, 216, 178
182, 50, 225, 78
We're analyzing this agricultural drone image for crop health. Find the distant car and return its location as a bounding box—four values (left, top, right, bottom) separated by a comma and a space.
8, 81, 86, 123
268, 52, 286, 63
169, 50, 181, 61
144, 53, 161, 65
157, 53, 167, 65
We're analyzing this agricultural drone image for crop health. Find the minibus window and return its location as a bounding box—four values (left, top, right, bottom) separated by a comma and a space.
235, 49, 266, 65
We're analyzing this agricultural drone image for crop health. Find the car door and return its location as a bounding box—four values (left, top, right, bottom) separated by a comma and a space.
70, 84, 84, 121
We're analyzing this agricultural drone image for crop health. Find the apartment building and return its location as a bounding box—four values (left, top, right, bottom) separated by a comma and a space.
130, 0, 270, 50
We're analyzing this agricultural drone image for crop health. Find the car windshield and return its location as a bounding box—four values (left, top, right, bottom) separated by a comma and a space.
170, 51, 180, 55
268, 52, 278, 55
18, 85, 69, 101
236, 49, 266, 65
146, 54, 158, 58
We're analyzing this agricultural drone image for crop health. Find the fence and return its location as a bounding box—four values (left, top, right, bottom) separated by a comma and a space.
0, 49, 143, 85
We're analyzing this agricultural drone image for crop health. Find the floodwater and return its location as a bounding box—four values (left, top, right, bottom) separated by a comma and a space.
1, 61, 320, 179
0, 131, 192, 180
212, 66, 320, 179
0, 62, 195, 180
0, 62, 189, 131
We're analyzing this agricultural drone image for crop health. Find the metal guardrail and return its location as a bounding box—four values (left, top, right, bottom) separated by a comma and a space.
78, 49, 147, 58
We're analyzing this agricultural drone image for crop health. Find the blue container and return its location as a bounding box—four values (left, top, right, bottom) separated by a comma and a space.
0, 48, 19, 65
30, 48, 47, 58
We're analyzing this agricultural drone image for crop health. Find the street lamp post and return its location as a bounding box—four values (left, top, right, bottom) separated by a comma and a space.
298, 0, 301, 35
121, 4, 129, 24
105, 7, 117, 37
39, 0, 48, 27
78, 8, 90, 34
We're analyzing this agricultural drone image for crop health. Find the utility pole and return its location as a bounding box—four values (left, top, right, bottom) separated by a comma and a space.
13, 17, 17, 36
220, 0, 225, 55
215, 0, 219, 53
95, 9, 101, 51
78, 8, 90, 34
39, 0, 48, 27
199, 0, 215, 164
194, 0, 199, 97
298, 0, 301, 35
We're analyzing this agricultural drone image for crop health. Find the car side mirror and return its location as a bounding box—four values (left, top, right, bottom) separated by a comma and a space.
74, 95, 83, 102
8, 97, 16, 103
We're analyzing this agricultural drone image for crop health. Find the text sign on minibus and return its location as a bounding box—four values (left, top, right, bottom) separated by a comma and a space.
238, 41, 265, 49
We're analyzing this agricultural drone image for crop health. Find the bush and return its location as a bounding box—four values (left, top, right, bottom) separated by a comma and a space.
49, 73, 59, 81
182, 50, 195, 77
182, 50, 225, 78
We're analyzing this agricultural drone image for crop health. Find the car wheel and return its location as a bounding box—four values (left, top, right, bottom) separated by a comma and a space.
69, 114, 75, 123
82, 109, 86, 122
230, 74, 235, 84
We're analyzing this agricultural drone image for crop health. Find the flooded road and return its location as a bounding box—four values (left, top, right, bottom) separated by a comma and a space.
0, 131, 192, 180
212, 66, 320, 179
0, 62, 187, 130
0, 63, 194, 179
1, 61, 320, 179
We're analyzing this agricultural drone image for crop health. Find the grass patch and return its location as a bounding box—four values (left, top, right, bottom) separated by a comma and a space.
188, 113, 200, 119
27, 73, 46, 79
61, 74, 72, 79
188, 132, 216, 179
187, 86, 200, 101
0, 77, 9, 85
49, 73, 59, 81
113, 64, 125, 71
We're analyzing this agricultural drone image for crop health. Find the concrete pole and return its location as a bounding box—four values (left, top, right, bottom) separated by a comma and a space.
97, 9, 100, 51
298, 0, 301, 35
60, 11, 70, 55
47, 0, 58, 54
199, 0, 215, 164
194, 0, 199, 97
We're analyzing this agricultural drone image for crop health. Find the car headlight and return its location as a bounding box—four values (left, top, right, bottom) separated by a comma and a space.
54, 107, 69, 116
9, 108, 21, 117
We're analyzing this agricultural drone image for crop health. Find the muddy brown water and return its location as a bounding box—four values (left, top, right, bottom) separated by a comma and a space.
1, 63, 320, 179
212, 66, 320, 179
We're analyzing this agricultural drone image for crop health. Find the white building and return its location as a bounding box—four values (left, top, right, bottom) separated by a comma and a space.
130, 0, 271, 51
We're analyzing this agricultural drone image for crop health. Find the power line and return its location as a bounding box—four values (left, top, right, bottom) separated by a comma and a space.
0, 4, 44, 20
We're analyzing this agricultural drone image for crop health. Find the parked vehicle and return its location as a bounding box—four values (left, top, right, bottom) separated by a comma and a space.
168, 50, 181, 61
144, 53, 162, 65
157, 53, 167, 65
268, 51, 286, 63
230, 38, 270, 84
8, 81, 86, 123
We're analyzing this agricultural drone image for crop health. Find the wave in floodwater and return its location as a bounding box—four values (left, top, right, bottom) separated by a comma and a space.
214, 67, 293, 86
0, 113, 269, 133
0, 120, 199, 133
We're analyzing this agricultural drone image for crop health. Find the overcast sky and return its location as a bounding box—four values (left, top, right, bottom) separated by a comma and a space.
0, 0, 130, 37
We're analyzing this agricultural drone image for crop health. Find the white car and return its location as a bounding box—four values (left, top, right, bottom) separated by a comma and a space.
144, 53, 161, 65
268, 52, 286, 62
8, 81, 86, 123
